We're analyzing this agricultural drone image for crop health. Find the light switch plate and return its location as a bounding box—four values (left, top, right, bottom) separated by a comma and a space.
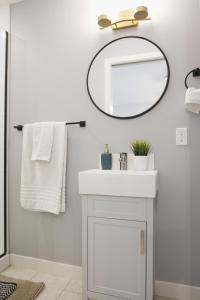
176, 128, 188, 145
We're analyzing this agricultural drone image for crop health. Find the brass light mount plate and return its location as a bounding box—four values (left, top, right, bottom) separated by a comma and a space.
98, 6, 150, 30
111, 19, 138, 30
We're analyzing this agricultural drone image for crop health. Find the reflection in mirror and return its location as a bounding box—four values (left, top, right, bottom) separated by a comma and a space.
0, 31, 7, 258
87, 37, 170, 119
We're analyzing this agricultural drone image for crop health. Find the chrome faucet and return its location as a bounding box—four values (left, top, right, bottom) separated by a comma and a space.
119, 153, 127, 170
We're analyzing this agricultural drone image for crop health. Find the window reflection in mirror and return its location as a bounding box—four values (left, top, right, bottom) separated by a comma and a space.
87, 37, 170, 119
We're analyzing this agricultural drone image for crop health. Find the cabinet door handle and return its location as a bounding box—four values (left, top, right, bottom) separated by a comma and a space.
140, 230, 145, 255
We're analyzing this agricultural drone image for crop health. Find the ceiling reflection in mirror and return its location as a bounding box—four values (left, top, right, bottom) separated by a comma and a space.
87, 37, 170, 119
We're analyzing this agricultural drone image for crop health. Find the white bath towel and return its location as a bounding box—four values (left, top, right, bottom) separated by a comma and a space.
185, 87, 200, 114
20, 122, 67, 215
31, 122, 54, 162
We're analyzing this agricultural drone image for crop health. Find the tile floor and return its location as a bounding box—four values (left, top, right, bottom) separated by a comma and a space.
1, 266, 81, 300
1, 266, 175, 300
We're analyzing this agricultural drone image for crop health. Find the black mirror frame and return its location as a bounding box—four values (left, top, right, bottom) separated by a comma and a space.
86, 36, 170, 119
0, 31, 8, 258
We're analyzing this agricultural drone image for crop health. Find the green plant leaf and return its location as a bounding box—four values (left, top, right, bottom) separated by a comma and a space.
130, 140, 151, 156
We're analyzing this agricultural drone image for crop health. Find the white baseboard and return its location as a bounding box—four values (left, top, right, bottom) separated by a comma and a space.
155, 280, 200, 300
10, 254, 81, 278
0, 255, 10, 272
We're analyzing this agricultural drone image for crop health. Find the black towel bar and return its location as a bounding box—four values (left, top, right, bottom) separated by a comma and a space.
14, 121, 86, 131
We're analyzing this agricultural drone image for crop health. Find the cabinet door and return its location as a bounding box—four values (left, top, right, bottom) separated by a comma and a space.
88, 217, 146, 300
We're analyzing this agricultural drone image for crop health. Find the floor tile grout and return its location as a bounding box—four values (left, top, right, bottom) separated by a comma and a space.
56, 278, 73, 300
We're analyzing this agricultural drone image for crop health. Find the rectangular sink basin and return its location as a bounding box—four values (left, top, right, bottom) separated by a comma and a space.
79, 169, 158, 198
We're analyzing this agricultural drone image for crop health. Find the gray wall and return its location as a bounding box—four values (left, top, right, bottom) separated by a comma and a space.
8, 0, 200, 286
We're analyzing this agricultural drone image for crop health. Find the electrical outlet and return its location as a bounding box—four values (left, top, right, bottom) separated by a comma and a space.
176, 128, 188, 146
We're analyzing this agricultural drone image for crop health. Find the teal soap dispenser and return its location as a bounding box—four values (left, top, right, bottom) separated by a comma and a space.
101, 144, 112, 170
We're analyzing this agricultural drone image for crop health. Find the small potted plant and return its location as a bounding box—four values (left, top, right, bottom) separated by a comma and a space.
130, 140, 151, 171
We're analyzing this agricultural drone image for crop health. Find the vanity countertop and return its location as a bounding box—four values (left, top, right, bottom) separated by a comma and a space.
79, 169, 158, 198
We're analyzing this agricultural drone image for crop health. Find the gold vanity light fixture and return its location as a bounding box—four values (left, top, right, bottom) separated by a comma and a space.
98, 6, 150, 30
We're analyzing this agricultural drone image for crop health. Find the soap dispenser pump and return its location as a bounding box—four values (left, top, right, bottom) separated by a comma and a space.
101, 144, 112, 170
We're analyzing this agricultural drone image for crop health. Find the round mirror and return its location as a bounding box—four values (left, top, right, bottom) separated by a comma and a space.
87, 36, 170, 119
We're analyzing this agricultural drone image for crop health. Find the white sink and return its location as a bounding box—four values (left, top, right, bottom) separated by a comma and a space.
79, 169, 158, 198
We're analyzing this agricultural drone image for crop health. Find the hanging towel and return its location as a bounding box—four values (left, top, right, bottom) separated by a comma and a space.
20, 122, 67, 215
185, 87, 200, 114
31, 122, 54, 162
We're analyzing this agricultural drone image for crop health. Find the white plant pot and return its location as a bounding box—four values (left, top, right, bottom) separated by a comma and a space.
134, 156, 148, 171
